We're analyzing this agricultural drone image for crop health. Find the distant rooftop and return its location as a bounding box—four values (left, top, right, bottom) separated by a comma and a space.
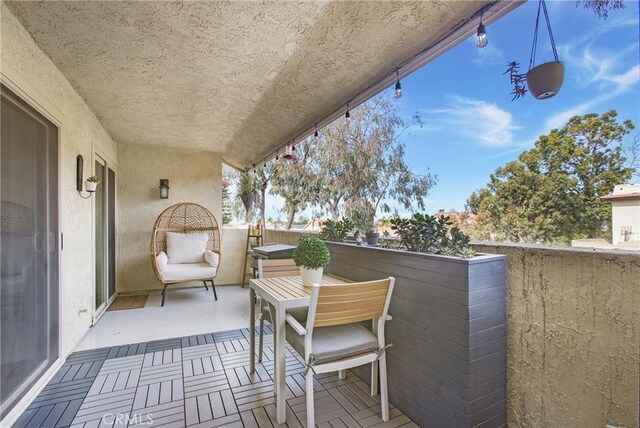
601, 183, 640, 201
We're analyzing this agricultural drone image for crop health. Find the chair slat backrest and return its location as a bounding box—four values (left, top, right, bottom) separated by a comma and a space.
257, 259, 299, 279
312, 278, 393, 328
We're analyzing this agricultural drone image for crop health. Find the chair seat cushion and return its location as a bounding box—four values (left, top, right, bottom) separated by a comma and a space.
262, 306, 307, 324
160, 263, 217, 282
286, 323, 378, 364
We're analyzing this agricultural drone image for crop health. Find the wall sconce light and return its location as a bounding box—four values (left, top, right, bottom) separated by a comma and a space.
159, 179, 170, 199
77, 154, 99, 199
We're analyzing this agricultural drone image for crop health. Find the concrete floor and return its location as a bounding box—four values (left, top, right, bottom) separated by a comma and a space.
75, 285, 251, 352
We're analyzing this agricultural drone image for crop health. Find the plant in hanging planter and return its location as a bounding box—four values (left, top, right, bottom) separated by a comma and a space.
85, 174, 100, 192
504, 61, 528, 101
506, 0, 564, 101
293, 235, 331, 287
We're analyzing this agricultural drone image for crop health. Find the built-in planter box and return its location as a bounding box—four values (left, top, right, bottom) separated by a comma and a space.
324, 242, 507, 428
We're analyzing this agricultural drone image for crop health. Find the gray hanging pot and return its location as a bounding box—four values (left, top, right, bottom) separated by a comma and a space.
526, 0, 564, 100
526, 61, 564, 99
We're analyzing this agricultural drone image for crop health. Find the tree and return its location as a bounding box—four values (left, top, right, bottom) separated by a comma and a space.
465, 189, 490, 214
580, 0, 626, 19
233, 170, 260, 224
267, 92, 435, 231
475, 110, 634, 244
269, 143, 316, 229
221, 166, 238, 225
313, 93, 435, 231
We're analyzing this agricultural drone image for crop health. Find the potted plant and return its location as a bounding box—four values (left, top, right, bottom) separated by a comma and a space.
85, 175, 100, 192
505, 0, 564, 101
292, 235, 330, 287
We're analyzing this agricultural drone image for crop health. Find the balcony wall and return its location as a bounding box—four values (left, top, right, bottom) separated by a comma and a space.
264, 229, 640, 427
473, 242, 639, 428
116, 144, 223, 293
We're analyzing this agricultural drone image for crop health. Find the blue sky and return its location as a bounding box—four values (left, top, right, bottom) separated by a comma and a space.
264, 0, 640, 221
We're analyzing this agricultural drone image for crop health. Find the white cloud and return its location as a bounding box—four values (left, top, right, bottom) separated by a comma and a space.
472, 41, 504, 67
543, 62, 639, 131
430, 96, 521, 146
607, 64, 640, 88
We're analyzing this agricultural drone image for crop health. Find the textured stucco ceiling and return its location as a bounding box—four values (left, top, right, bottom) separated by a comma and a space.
6, 1, 504, 168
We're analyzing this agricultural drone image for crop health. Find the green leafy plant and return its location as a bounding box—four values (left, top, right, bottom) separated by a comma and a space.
390, 213, 475, 258
293, 235, 331, 269
86, 175, 100, 183
319, 219, 354, 243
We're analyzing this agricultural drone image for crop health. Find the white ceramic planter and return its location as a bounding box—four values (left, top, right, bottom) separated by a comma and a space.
526, 61, 564, 100
85, 180, 98, 192
299, 266, 323, 288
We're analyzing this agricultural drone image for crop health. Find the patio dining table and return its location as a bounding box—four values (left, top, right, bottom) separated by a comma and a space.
248, 273, 350, 424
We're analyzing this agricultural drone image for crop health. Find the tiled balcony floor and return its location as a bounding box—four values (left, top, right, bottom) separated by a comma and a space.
14, 327, 417, 428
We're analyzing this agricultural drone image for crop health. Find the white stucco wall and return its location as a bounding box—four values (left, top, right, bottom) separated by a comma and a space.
1, 4, 119, 356
116, 144, 223, 293
611, 199, 640, 245
216, 226, 248, 285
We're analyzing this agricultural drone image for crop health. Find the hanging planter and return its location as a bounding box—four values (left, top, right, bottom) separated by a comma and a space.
526, 61, 564, 99
506, 0, 564, 101
525, 0, 564, 100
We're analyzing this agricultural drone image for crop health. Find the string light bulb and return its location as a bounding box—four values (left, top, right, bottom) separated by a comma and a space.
394, 68, 402, 98
284, 143, 294, 160
314, 123, 319, 138
345, 103, 351, 120
476, 13, 487, 48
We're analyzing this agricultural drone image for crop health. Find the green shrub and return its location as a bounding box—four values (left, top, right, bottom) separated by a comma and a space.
293, 235, 331, 269
390, 213, 475, 258
319, 219, 354, 243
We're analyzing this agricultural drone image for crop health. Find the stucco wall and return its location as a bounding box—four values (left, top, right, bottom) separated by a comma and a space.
117, 144, 222, 292
264, 229, 640, 427
216, 226, 247, 285
473, 242, 639, 428
1, 4, 119, 355
611, 199, 640, 245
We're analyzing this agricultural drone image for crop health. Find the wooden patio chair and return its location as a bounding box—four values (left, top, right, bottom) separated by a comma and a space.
285, 277, 396, 427
150, 203, 221, 306
255, 259, 305, 362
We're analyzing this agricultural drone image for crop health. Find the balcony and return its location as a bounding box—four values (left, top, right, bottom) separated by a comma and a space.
1, 1, 639, 427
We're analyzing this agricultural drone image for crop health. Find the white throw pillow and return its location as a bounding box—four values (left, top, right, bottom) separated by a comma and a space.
156, 251, 168, 272
166, 232, 208, 264
204, 250, 220, 268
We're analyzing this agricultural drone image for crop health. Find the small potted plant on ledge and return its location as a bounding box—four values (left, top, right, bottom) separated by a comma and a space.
293, 235, 330, 287
85, 175, 100, 192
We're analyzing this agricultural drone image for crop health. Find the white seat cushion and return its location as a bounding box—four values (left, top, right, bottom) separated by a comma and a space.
160, 263, 217, 282
286, 323, 378, 364
166, 232, 208, 264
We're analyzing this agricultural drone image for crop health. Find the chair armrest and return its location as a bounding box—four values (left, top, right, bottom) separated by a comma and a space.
156, 251, 168, 272
285, 314, 307, 335
204, 250, 220, 268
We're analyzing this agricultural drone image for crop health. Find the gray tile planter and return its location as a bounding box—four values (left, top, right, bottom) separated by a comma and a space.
325, 242, 507, 428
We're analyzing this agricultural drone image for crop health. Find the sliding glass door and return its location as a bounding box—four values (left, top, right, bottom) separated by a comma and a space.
0, 84, 59, 418
93, 157, 116, 321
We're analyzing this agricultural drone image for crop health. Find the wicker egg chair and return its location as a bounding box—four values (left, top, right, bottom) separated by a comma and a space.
151, 202, 221, 306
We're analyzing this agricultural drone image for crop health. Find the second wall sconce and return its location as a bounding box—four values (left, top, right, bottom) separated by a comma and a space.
77, 154, 99, 199
159, 179, 170, 199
